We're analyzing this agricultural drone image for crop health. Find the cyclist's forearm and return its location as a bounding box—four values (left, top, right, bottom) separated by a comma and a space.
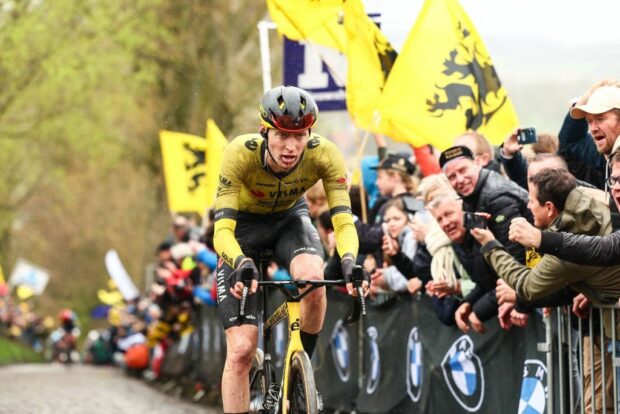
331, 212, 359, 258
214, 218, 245, 268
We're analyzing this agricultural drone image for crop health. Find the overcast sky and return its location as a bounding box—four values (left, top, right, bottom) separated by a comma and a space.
373, 0, 620, 50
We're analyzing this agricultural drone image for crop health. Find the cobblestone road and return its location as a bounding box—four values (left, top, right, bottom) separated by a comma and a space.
0, 364, 222, 414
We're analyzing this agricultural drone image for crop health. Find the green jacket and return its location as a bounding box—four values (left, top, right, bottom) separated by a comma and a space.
480, 186, 620, 304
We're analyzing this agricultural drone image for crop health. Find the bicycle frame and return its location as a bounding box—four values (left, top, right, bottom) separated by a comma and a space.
245, 256, 365, 413
263, 297, 303, 413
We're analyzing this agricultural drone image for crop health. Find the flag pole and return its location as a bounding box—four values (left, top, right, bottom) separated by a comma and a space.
358, 165, 368, 223
351, 111, 381, 223
258, 20, 275, 93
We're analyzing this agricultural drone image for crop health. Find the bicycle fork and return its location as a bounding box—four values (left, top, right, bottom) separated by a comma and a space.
263, 300, 304, 413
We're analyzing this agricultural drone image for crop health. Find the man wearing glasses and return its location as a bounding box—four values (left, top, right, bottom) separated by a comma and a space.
213, 85, 368, 414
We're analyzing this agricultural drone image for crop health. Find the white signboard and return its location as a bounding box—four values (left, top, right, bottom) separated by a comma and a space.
104, 249, 140, 301
9, 258, 50, 295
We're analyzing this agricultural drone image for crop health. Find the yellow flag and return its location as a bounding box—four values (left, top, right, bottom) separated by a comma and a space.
267, 0, 346, 52
205, 119, 229, 209
344, 0, 397, 132
159, 131, 207, 214
377, 0, 518, 150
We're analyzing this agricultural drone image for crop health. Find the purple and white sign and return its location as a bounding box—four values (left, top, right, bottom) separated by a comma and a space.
283, 38, 347, 111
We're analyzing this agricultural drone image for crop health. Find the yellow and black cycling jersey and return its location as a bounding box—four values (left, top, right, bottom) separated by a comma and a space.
213, 133, 358, 268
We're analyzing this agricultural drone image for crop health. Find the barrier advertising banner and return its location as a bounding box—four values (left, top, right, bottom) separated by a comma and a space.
167, 291, 550, 413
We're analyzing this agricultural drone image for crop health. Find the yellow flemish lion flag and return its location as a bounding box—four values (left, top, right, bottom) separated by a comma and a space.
266, 0, 346, 52
159, 131, 207, 214
344, 0, 397, 132
204, 119, 229, 209
378, 0, 518, 150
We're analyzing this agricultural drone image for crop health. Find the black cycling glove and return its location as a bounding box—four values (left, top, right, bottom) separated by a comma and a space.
340, 253, 356, 284
229, 258, 259, 286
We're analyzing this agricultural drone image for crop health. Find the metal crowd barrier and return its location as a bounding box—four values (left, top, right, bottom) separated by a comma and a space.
544, 303, 620, 414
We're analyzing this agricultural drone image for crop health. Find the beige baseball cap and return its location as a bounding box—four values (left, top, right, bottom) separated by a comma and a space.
571, 86, 620, 119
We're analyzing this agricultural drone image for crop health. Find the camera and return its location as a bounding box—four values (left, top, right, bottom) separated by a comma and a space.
463, 212, 488, 229
517, 127, 537, 145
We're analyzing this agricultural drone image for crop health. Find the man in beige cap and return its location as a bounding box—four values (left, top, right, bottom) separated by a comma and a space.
556, 78, 620, 229
570, 83, 620, 156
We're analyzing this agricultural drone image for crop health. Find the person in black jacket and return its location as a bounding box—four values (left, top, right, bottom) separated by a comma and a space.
438, 145, 532, 331
509, 150, 620, 266
425, 192, 500, 332
439, 145, 531, 263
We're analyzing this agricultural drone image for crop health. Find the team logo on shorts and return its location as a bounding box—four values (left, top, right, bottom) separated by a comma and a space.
366, 326, 381, 394
406, 327, 423, 402
441, 335, 484, 412
518, 359, 547, 414
330, 319, 350, 382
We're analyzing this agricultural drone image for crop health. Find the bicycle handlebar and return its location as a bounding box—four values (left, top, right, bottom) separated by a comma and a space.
237, 275, 367, 324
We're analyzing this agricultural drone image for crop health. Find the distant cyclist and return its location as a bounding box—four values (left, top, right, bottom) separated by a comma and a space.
52, 308, 80, 362
214, 85, 369, 413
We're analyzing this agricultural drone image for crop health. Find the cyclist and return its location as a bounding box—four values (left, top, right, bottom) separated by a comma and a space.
52, 308, 80, 362
214, 85, 368, 414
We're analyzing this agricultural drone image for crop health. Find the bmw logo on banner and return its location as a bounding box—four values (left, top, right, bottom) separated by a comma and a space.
518, 359, 547, 414
441, 336, 485, 412
330, 319, 350, 382
406, 327, 423, 402
366, 326, 381, 394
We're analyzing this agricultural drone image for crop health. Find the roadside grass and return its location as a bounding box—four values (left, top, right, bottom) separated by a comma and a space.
0, 337, 45, 365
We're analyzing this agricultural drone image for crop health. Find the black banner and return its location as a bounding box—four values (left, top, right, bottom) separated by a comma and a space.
162, 292, 550, 413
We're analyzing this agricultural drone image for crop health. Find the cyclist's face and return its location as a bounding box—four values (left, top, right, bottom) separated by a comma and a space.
266, 128, 310, 172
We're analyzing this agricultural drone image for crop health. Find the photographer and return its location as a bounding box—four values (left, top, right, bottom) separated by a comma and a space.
471, 168, 620, 305
426, 192, 499, 332
372, 198, 431, 296
498, 128, 558, 189
440, 145, 531, 265
509, 150, 620, 266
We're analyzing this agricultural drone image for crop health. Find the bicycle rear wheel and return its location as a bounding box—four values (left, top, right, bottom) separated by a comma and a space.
287, 351, 318, 414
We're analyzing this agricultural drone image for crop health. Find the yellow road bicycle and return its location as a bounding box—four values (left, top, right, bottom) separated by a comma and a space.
237, 254, 366, 414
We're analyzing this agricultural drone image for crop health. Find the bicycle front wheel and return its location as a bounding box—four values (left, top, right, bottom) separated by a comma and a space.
287, 351, 318, 414
249, 348, 267, 414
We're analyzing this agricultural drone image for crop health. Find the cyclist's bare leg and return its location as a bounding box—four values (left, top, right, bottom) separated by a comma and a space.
289, 253, 326, 334
222, 324, 258, 413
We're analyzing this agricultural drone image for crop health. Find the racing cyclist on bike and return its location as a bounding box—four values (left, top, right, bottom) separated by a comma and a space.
214, 85, 369, 414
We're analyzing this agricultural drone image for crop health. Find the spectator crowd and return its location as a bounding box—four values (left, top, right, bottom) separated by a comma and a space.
4, 78, 618, 412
